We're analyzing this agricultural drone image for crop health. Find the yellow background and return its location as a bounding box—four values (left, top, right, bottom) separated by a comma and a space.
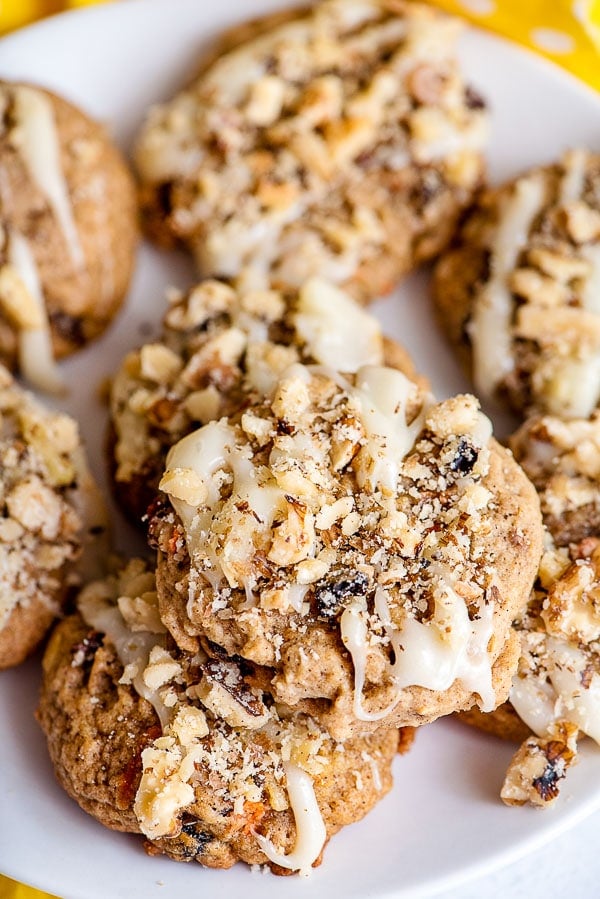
0, 0, 598, 897
0, 0, 599, 90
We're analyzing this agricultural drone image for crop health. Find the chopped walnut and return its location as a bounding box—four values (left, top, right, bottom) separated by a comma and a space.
510, 412, 600, 546
0, 366, 97, 633
143, 646, 183, 691
453, 149, 600, 419
542, 542, 600, 642
110, 277, 385, 521
191, 659, 271, 730
154, 354, 516, 741
135, 0, 487, 295
501, 721, 578, 808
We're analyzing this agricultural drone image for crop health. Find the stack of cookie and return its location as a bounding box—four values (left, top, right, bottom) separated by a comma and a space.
34, 0, 549, 874
39, 275, 543, 873
434, 148, 600, 806
10, 0, 594, 879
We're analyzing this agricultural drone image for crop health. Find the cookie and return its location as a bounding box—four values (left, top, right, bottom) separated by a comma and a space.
433, 149, 600, 419
108, 277, 425, 524
483, 539, 600, 806
150, 360, 542, 742
0, 80, 138, 391
509, 411, 600, 547
456, 700, 530, 744
134, 0, 488, 301
0, 365, 107, 669
37, 559, 399, 875
461, 412, 600, 748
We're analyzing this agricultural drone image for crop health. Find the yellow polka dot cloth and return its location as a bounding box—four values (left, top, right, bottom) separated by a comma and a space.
0, 0, 599, 91
0, 1, 598, 899
0, 0, 599, 88
0, 882, 58, 899
0, 0, 108, 35
432, 0, 600, 90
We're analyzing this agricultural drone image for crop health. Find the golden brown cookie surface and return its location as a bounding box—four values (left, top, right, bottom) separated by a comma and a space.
0, 80, 138, 389
108, 278, 425, 524
135, 0, 487, 301
459, 536, 600, 805
151, 362, 542, 741
38, 560, 399, 874
0, 365, 106, 669
509, 412, 600, 547
433, 149, 600, 420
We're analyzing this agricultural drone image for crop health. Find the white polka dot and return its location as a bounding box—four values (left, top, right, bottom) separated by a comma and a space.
573, 0, 585, 23
572, 0, 590, 25
573, 0, 600, 41
531, 27, 575, 54
457, 0, 496, 14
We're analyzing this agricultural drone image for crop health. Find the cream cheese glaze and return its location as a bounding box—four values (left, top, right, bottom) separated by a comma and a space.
510, 633, 600, 745
350, 365, 426, 492
10, 85, 84, 269
161, 361, 500, 724
508, 540, 600, 748
77, 562, 330, 873
469, 174, 546, 398
254, 761, 327, 877
135, 0, 488, 295
6, 229, 65, 393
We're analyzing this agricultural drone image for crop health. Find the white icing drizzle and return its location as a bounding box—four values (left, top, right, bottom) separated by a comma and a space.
293, 278, 383, 372
542, 353, 600, 419
12, 86, 84, 269
163, 419, 287, 593
511, 637, 600, 745
351, 365, 425, 492
470, 175, 546, 397
254, 761, 326, 876
558, 149, 600, 322
288, 583, 310, 613
7, 229, 65, 394
204, 199, 312, 285
558, 148, 588, 206
381, 577, 495, 710
342, 582, 496, 721
201, 0, 383, 113
510, 673, 557, 739
240, 279, 384, 394
341, 597, 397, 722
78, 588, 171, 729
363, 753, 382, 792
545, 639, 600, 743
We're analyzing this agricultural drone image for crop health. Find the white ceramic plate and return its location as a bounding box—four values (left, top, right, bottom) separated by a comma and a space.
1, 2, 600, 897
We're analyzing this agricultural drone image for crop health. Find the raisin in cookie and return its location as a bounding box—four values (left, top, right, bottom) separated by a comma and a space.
0, 365, 107, 669
433, 149, 600, 420
460, 538, 600, 807
151, 362, 542, 742
37, 559, 399, 875
108, 277, 424, 524
134, 0, 488, 301
0, 80, 138, 391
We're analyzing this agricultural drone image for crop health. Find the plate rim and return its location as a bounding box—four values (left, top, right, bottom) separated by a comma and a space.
1, 2, 600, 898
